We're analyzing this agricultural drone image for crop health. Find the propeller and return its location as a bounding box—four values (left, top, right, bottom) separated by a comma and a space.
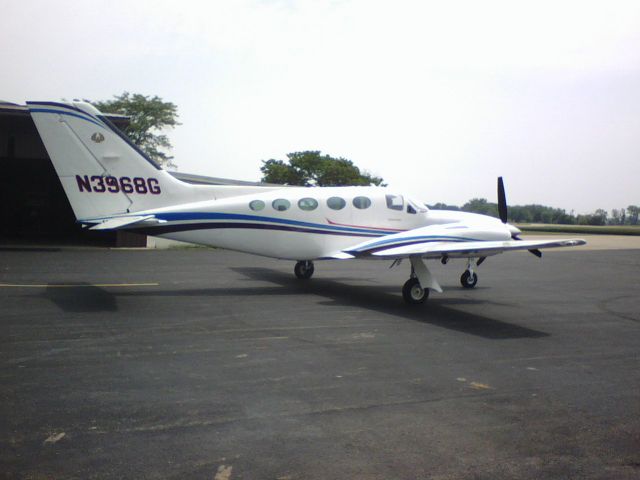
497, 176, 508, 224
497, 177, 542, 258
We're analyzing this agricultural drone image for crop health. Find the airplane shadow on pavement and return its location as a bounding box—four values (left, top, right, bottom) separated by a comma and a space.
230, 267, 549, 340
35, 269, 548, 340
43, 283, 118, 313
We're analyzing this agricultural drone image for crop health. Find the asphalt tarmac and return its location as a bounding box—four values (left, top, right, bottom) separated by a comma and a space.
1, 246, 639, 479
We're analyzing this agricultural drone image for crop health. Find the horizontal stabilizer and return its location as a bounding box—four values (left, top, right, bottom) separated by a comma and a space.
89, 215, 157, 230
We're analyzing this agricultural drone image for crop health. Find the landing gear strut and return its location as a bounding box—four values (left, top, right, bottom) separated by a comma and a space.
294, 260, 314, 279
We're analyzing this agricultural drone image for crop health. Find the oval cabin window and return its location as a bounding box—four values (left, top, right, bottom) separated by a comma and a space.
298, 198, 318, 211
249, 200, 265, 211
327, 197, 346, 210
352, 196, 372, 209
272, 199, 291, 211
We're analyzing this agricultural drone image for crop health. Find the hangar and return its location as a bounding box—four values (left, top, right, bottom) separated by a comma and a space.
0, 102, 265, 247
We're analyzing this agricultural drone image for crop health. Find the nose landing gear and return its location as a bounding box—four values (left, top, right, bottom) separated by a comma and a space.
294, 260, 315, 279
460, 270, 478, 288
460, 258, 479, 288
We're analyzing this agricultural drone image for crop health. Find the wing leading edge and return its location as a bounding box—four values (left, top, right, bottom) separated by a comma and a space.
336, 223, 586, 260
367, 238, 586, 259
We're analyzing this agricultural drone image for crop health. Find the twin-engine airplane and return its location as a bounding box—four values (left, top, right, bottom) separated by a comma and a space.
28, 101, 585, 304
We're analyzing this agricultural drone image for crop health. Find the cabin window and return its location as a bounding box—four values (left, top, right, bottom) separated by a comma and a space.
249, 200, 265, 211
386, 194, 404, 211
298, 198, 318, 211
352, 196, 372, 209
272, 199, 291, 211
327, 197, 346, 210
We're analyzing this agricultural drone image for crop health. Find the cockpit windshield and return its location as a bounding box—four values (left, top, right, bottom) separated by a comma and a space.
406, 198, 428, 214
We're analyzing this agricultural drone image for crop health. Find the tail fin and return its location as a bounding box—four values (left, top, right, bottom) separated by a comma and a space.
27, 101, 206, 220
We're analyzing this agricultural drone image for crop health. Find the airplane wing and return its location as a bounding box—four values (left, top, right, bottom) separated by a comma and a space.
367, 238, 585, 259
335, 223, 586, 260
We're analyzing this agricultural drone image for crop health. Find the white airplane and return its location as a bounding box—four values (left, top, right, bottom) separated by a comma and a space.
28, 100, 585, 304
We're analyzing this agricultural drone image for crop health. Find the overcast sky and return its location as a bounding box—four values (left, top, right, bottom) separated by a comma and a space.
2, 0, 639, 213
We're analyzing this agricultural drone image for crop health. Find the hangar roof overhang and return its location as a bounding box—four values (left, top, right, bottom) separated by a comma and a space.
0, 101, 279, 188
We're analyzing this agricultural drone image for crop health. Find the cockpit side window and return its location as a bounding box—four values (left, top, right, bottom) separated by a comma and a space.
386, 194, 404, 211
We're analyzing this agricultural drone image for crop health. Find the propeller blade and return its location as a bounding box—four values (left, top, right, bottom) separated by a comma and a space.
529, 249, 542, 258
497, 176, 508, 224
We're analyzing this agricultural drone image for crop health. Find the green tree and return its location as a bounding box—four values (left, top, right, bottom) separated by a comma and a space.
592, 209, 608, 225
627, 205, 640, 225
610, 208, 626, 225
461, 198, 499, 218
577, 209, 608, 226
94, 92, 180, 169
260, 151, 385, 187
428, 202, 460, 211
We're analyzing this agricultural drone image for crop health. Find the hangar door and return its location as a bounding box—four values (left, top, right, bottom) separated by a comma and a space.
0, 105, 144, 246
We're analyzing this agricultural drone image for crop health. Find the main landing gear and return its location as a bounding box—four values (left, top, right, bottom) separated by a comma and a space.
400, 257, 443, 305
402, 277, 428, 304
294, 260, 315, 280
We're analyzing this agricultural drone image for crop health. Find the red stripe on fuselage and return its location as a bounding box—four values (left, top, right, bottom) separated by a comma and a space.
325, 218, 406, 232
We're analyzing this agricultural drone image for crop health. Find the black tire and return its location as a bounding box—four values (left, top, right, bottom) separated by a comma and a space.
460, 270, 478, 289
402, 278, 428, 304
294, 261, 314, 280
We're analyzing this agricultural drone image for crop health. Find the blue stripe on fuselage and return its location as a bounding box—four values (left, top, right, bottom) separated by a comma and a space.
130, 221, 382, 238
151, 212, 400, 236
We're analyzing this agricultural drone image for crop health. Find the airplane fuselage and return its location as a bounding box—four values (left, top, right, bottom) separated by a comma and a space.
129, 186, 516, 260
28, 100, 584, 304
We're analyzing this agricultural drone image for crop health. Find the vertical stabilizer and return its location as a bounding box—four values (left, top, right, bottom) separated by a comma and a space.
27, 101, 208, 220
